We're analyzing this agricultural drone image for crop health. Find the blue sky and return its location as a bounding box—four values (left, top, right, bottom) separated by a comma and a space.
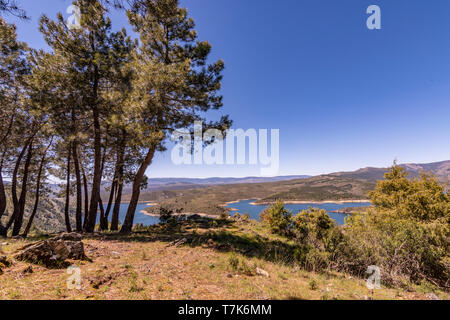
4, 0, 450, 178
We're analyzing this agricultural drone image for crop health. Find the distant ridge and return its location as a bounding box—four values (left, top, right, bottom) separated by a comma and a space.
330, 160, 449, 183
146, 175, 311, 185
120, 161, 449, 194
124, 175, 311, 193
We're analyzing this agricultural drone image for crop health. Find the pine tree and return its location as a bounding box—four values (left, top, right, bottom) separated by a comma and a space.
120, 0, 231, 233
0, 0, 27, 19
0, 17, 29, 236
37, 0, 132, 232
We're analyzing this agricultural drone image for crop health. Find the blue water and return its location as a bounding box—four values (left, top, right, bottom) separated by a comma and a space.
225, 199, 371, 225
100, 203, 160, 226
101, 200, 370, 227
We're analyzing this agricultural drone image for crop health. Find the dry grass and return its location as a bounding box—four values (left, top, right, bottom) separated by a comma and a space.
0, 219, 448, 300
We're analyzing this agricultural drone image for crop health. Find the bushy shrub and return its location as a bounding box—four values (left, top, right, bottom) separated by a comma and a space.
340, 210, 449, 287
337, 164, 450, 287
291, 208, 346, 271
260, 200, 292, 236
369, 164, 449, 221
260, 164, 449, 288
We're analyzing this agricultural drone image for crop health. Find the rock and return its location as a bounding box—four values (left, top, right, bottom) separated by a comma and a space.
53, 233, 82, 242
175, 238, 188, 247
22, 266, 33, 274
64, 240, 85, 260
14, 233, 86, 267
425, 293, 440, 300
89, 273, 119, 289
226, 273, 233, 278
256, 267, 270, 278
167, 238, 188, 248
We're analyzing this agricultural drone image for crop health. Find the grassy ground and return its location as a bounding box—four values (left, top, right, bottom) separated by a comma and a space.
0, 218, 447, 300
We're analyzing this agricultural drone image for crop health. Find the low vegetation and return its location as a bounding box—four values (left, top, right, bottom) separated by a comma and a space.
260, 164, 449, 289
1, 211, 447, 300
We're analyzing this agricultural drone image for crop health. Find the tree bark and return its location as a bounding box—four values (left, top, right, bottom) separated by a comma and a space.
100, 179, 116, 231
12, 141, 34, 236
72, 142, 83, 232
120, 146, 156, 233
81, 160, 89, 230
0, 114, 15, 235
64, 143, 72, 233
22, 138, 52, 238
0, 155, 7, 236
85, 68, 101, 233
111, 140, 125, 231
98, 196, 109, 230
5, 136, 34, 233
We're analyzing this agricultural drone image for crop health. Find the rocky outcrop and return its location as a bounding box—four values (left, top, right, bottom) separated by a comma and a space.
14, 233, 87, 267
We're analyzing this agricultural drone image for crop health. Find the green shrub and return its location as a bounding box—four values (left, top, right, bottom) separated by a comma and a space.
369, 164, 449, 222
339, 210, 449, 287
260, 200, 292, 236
228, 254, 255, 275
258, 164, 449, 288
309, 279, 318, 290
228, 254, 239, 271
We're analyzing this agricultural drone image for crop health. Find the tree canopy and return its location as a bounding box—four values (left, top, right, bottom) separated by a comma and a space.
0, 0, 230, 236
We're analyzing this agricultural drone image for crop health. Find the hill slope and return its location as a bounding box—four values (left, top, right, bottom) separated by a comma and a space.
138, 160, 448, 216
331, 160, 449, 183
1, 219, 446, 300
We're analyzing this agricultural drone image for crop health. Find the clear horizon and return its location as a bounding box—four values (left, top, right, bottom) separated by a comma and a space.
5, 0, 450, 178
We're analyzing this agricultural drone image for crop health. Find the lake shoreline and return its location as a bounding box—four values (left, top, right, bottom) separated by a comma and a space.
222, 198, 370, 207
141, 210, 219, 219
250, 199, 370, 205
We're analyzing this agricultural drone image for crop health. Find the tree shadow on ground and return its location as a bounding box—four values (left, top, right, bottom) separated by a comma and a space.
82, 217, 300, 267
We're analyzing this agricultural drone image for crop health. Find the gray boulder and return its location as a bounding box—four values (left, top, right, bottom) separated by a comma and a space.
14, 233, 86, 267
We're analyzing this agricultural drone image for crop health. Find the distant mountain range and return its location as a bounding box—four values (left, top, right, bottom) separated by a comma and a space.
11, 160, 447, 233
330, 160, 449, 184
131, 160, 449, 193
65, 160, 446, 197
132, 175, 311, 192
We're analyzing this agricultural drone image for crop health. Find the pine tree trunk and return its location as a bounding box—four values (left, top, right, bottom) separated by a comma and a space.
111, 180, 123, 231
85, 107, 102, 232
85, 60, 101, 233
0, 155, 7, 236
111, 141, 125, 231
98, 197, 105, 229
0, 114, 14, 235
12, 141, 33, 236
0, 161, 7, 237
64, 144, 72, 233
120, 146, 156, 233
6, 136, 34, 233
100, 179, 116, 231
81, 162, 89, 230
22, 138, 52, 238
72, 142, 83, 232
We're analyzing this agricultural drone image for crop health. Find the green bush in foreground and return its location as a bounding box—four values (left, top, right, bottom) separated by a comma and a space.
260, 199, 292, 236
261, 164, 449, 288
